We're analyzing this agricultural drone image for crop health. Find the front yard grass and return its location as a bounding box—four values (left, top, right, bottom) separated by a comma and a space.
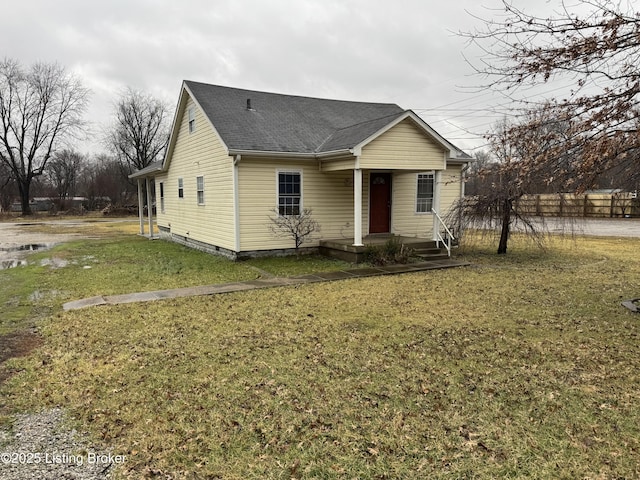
0, 228, 352, 333
2, 233, 640, 478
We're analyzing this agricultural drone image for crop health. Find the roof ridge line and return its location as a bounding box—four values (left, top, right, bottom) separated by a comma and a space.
183, 80, 402, 106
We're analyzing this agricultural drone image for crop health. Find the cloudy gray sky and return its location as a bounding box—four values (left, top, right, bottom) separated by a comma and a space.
1, 0, 559, 155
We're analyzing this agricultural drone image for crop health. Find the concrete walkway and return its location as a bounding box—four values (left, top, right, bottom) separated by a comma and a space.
62, 258, 469, 311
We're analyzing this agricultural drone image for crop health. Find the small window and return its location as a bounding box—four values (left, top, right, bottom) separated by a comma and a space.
278, 171, 301, 216
416, 173, 434, 213
196, 176, 205, 205
178, 178, 184, 198
159, 182, 165, 213
188, 107, 196, 133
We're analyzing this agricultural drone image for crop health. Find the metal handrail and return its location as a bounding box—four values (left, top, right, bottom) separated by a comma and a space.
432, 209, 455, 257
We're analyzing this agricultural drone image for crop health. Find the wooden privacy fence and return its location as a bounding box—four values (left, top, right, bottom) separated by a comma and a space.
514, 192, 639, 218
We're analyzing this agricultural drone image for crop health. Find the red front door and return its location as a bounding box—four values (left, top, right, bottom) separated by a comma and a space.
369, 172, 391, 233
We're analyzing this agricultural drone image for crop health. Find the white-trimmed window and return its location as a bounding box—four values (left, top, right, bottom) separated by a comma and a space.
277, 170, 301, 216
159, 182, 165, 213
188, 107, 196, 133
416, 173, 435, 213
196, 176, 205, 205
178, 177, 184, 198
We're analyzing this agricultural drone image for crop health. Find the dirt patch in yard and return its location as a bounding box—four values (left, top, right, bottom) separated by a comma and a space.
0, 329, 43, 385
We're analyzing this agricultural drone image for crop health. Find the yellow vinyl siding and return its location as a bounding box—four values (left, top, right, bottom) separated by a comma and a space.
238, 158, 358, 251
360, 119, 447, 170
439, 165, 463, 218
158, 95, 235, 250
320, 158, 356, 172
391, 171, 434, 238
390, 166, 462, 237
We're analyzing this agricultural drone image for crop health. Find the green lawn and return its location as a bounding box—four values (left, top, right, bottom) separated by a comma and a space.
0, 227, 350, 333
2, 232, 640, 478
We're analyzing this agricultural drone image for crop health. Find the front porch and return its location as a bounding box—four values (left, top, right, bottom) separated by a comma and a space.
319, 234, 449, 263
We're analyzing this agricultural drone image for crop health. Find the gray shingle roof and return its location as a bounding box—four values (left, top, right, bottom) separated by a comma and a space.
184, 81, 406, 154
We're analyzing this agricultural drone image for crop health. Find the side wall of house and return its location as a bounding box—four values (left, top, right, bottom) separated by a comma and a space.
391, 165, 462, 237
359, 119, 447, 170
439, 165, 464, 218
237, 158, 364, 252
156, 95, 236, 251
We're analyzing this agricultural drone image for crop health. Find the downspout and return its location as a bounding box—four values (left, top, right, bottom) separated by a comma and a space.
460, 163, 469, 198
233, 155, 241, 254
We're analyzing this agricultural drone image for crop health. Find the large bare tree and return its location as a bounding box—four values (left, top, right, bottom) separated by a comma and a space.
45, 149, 84, 208
0, 59, 89, 214
106, 87, 170, 175
464, 0, 640, 189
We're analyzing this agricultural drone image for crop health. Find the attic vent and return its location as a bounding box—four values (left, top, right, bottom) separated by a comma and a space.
246, 98, 252, 110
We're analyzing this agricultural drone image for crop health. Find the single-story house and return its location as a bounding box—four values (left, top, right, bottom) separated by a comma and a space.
130, 81, 473, 260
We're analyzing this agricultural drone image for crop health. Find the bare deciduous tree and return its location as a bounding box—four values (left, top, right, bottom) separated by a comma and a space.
79, 154, 135, 209
464, 149, 492, 196
455, 114, 567, 254
106, 87, 170, 175
45, 149, 84, 208
0, 161, 15, 212
0, 59, 89, 214
464, 0, 640, 190
268, 207, 320, 252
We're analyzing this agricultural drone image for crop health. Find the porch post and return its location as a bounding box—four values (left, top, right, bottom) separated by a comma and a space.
353, 168, 363, 246
137, 179, 145, 235
146, 178, 154, 239
432, 170, 442, 241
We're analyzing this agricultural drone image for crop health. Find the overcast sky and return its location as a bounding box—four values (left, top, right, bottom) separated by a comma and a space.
1, 0, 564, 156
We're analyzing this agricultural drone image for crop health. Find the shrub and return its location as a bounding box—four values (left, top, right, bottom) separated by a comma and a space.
363, 237, 414, 265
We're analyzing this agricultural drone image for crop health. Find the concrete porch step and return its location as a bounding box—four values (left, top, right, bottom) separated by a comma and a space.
415, 252, 450, 261
413, 243, 449, 261
319, 236, 452, 263
413, 247, 444, 255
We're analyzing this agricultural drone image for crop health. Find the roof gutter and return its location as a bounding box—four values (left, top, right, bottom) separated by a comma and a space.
447, 157, 475, 166
227, 148, 353, 160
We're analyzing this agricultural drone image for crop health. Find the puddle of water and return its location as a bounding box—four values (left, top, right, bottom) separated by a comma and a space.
0, 243, 56, 270
29, 289, 62, 302
39, 257, 69, 269
0, 243, 54, 253
1, 259, 28, 269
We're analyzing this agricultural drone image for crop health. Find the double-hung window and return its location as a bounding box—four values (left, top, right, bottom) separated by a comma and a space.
416, 173, 435, 213
178, 178, 184, 198
159, 182, 165, 213
278, 171, 301, 216
188, 107, 196, 133
196, 176, 205, 205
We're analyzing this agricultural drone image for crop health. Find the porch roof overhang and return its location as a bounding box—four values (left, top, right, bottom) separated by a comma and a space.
129, 160, 164, 180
